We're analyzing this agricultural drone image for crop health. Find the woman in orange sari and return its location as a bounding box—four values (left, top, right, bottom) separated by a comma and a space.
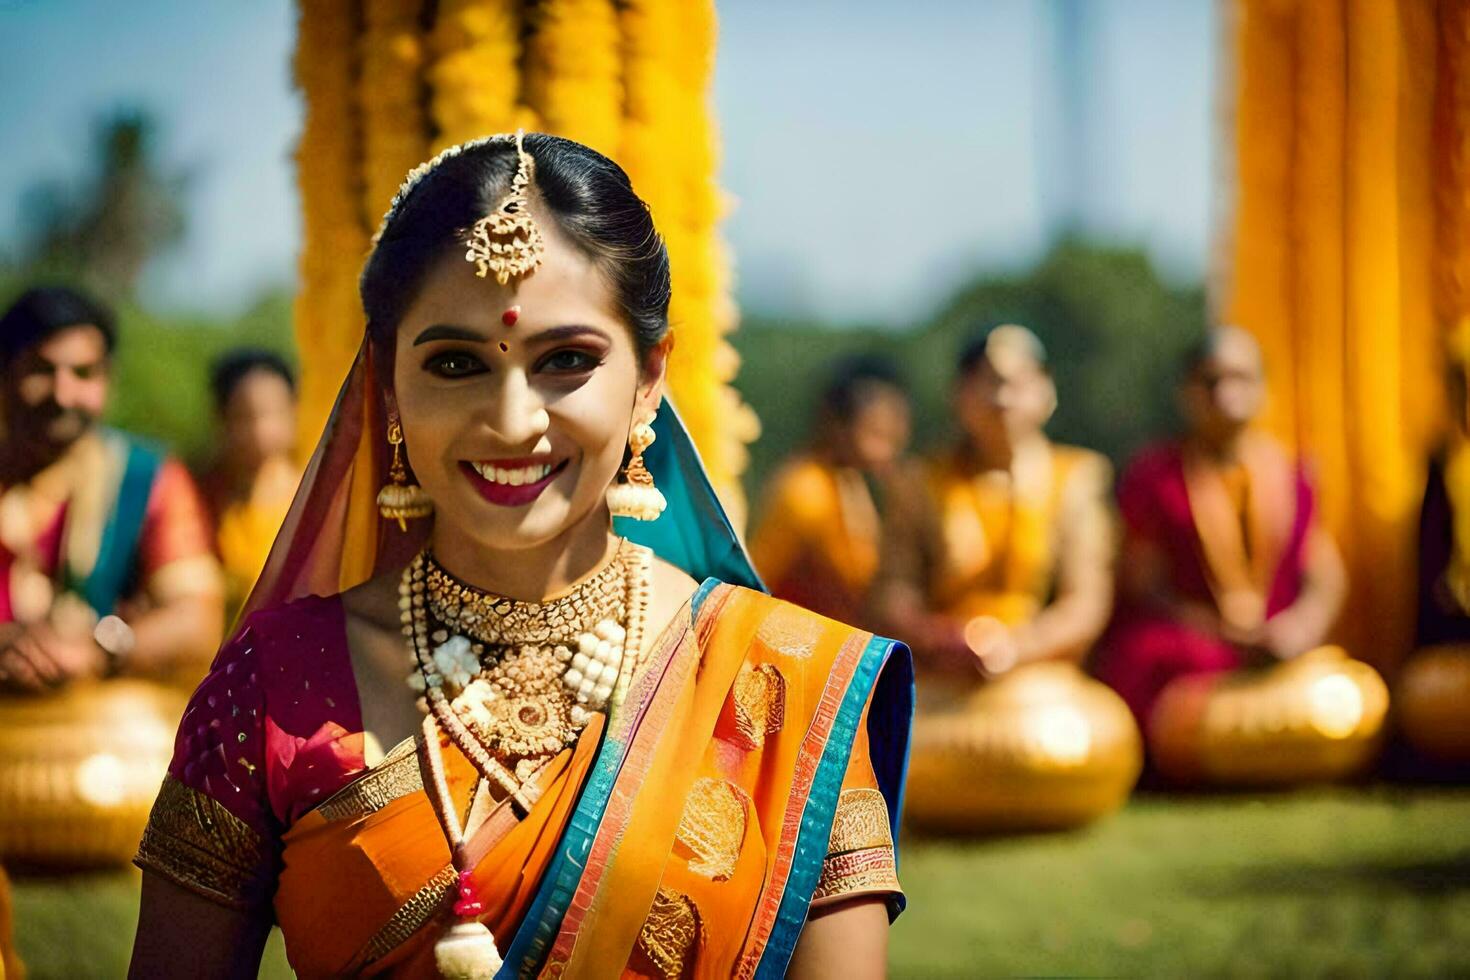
749, 356, 910, 626
196, 349, 303, 623
129, 133, 911, 979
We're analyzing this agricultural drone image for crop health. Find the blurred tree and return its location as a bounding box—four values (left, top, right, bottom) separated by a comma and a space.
734, 238, 1207, 500
19, 109, 189, 297
924, 237, 1207, 463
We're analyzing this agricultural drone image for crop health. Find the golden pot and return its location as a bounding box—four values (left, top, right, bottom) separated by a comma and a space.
0, 680, 184, 869
1396, 645, 1470, 764
0, 862, 18, 980
1150, 645, 1389, 786
904, 662, 1143, 833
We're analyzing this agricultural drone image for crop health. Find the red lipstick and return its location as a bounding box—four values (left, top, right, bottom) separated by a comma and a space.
459, 459, 567, 507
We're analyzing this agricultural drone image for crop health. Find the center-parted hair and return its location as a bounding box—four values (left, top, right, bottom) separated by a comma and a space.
819, 354, 908, 424
210, 348, 297, 413
361, 133, 672, 359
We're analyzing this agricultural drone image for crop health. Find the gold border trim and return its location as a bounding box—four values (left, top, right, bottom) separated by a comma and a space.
314, 736, 421, 822
357, 864, 457, 965
133, 775, 273, 910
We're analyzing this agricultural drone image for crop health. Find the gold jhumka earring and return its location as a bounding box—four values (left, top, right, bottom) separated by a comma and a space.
607, 413, 667, 521
376, 417, 434, 531
462, 130, 545, 284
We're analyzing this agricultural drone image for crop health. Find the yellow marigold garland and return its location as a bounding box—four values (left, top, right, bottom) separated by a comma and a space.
523, 0, 622, 156
294, 0, 369, 452
619, 0, 757, 521
360, 0, 430, 226
428, 0, 532, 148
1437, 1, 1470, 332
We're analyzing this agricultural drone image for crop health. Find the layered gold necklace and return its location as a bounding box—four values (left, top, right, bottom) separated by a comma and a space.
400, 539, 652, 800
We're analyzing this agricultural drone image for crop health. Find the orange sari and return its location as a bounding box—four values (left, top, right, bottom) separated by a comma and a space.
884, 442, 1108, 627
749, 457, 882, 624
136, 582, 911, 978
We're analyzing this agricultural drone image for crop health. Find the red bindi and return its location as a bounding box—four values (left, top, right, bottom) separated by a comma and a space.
501, 306, 520, 327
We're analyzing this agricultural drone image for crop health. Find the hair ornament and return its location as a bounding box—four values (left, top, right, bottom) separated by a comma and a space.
371, 131, 518, 245
460, 130, 545, 285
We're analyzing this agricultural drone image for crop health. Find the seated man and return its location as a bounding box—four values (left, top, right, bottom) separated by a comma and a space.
876, 325, 1115, 682
1097, 326, 1383, 783
0, 287, 225, 692
1098, 326, 1345, 721
196, 348, 302, 621
748, 354, 910, 627
874, 326, 1137, 831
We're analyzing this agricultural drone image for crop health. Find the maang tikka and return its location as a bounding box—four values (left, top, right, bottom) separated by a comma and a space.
607, 413, 667, 521
377, 417, 434, 530
462, 129, 545, 284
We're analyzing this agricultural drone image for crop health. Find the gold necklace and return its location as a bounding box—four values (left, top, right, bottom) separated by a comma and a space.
400, 541, 652, 795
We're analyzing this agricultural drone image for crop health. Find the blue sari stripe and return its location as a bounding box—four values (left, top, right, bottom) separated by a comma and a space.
81, 430, 164, 616
753, 634, 900, 980
499, 580, 722, 978
500, 733, 625, 979
866, 642, 915, 880
689, 576, 723, 619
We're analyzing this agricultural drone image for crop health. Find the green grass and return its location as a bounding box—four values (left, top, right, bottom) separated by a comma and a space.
890, 787, 1470, 978
10, 788, 1470, 978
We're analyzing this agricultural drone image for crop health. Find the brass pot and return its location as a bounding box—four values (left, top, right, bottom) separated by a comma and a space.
1150, 645, 1389, 786
0, 680, 184, 869
1396, 645, 1470, 764
904, 662, 1143, 833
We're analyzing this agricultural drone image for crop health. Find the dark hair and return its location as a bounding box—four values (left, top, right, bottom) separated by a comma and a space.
0, 286, 117, 364
819, 354, 908, 424
361, 134, 671, 359
210, 348, 297, 412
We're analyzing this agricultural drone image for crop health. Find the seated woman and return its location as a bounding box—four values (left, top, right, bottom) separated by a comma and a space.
196, 349, 303, 623
1096, 326, 1386, 785
129, 133, 911, 979
874, 326, 1139, 833
748, 355, 910, 627
1398, 322, 1470, 767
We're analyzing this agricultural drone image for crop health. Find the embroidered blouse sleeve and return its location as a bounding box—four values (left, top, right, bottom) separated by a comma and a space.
134, 614, 279, 912
812, 697, 903, 912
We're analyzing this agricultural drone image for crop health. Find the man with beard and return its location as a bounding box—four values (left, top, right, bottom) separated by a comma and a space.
0, 287, 223, 692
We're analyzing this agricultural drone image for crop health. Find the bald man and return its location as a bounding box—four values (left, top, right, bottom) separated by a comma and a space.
873, 325, 1116, 698
1095, 326, 1348, 728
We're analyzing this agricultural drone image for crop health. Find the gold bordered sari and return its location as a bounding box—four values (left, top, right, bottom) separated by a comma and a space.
135, 339, 913, 978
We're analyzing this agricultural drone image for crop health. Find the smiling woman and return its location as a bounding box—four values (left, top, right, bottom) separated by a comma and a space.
126, 132, 912, 980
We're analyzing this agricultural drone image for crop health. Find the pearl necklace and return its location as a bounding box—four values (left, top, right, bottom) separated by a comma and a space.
399, 541, 652, 799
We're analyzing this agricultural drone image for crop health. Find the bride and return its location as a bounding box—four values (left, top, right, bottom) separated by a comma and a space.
129, 131, 912, 979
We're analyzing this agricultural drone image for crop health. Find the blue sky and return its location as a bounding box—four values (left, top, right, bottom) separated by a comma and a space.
0, 0, 1216, 323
